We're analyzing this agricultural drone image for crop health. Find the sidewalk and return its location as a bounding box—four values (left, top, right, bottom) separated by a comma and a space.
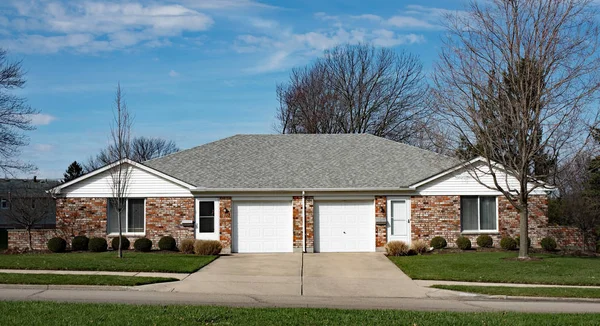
0, 269, 189, 280
416, 280, 600, 289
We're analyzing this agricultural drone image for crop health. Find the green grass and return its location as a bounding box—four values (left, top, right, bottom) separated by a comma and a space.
1, 301, 599, 326
389, 252, 600, 285
0, 273, 177, 286
0, 252, 217, 273
432, 284, 600, 299
0, 229, 7, 250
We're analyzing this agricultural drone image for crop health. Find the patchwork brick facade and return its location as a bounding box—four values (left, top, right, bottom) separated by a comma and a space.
7, 229, 60, 251
411, 195, 549, 248
375, 196, 387, 249
292, 196, 315, 252
145, 197, 194, 245
219, 197, 232, 254
293, 196, 303, 250
305, 197, 314, 252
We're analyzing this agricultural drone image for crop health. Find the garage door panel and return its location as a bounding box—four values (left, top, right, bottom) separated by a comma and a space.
315, 200, 375, 253
233, 201, 293, 253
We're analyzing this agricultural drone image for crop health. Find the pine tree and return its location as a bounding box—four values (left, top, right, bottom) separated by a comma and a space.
63, 161, 84, 182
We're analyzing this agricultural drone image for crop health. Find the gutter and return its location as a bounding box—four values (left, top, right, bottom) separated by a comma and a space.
302, 190, 306, 253
191, 187, 415, 193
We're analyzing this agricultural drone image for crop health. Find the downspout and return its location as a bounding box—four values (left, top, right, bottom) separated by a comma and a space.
302, 191, 306, 253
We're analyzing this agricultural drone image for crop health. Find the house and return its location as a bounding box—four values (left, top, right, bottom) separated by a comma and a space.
0, 178, 58, 229
9, 134, 579, 252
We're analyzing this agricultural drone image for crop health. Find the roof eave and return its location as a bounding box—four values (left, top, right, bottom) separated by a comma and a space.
191, 187, 416, 193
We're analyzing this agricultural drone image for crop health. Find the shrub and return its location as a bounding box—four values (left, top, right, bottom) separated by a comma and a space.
111, 236, 130, 250
516, 235, 531, 248
133, 237, 153, 252
500, 237, 517, 250
430, 236, 447, 249
71, 235, 89, 251
194, 240, 223, 256
47, 237, 66, 253
88, 237, 108, 252
385, 241, 409, 256
476, 235, 493, 248
158, 236, 177, 251
455, 236, 471, 250
410, 239, 429, 254
541, 237, 557, 251
180, 239, 195, 254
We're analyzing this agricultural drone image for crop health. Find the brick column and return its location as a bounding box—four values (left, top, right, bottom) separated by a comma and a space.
293, 196, 315, 253
219, 197, 232, 254
292, 196, 303, 251
375, 196, 387, 250
305, 196, 314, 253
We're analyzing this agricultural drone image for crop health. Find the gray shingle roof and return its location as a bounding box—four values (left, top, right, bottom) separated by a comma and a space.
143, 134, 460, 189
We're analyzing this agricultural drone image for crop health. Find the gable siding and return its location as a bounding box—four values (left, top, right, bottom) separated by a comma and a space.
61, 165, 192, 198
417, 164, 547, 196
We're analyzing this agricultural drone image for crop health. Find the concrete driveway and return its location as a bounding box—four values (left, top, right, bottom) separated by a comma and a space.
141, 252, 432, 298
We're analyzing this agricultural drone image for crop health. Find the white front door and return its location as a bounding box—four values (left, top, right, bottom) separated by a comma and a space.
314, 200, 375, 252
232, 201, 293, 253
387, 198, 411, 244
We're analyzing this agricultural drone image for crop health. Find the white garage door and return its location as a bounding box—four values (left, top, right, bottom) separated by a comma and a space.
232, 201, 293, 253
315, 200, 375, 252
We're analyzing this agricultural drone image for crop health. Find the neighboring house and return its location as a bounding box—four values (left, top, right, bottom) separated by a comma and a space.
0, 178, 58, 229
10, 134, 579, 252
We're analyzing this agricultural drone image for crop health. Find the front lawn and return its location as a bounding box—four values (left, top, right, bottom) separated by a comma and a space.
0, 273, 177, 286
432, 284, 600, 299
0, 252, 217, 273
389, 252, 600, 285
1, 301, 600, 326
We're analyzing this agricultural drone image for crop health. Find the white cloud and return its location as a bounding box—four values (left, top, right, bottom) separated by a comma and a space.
33, 144, 54, 152
386, 16, 437, 29
28, 113, 57, 126
169, 70, 180, 77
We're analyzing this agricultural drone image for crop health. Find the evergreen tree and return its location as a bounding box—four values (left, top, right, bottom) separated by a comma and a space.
63, 161, 84, 182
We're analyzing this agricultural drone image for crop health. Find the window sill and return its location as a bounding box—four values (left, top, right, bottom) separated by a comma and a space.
107, 233, 145, 237
461, 231, 500, 235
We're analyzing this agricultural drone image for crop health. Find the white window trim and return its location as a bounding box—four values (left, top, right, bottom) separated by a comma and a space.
107, 198, 146, 237
195, 198, 220, 241
460, 196, 499, 234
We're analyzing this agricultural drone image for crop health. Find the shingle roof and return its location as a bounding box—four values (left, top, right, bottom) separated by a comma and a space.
143, 134, 460, 189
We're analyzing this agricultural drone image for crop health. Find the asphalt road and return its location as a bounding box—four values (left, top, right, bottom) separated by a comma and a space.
1, 286, 600, 313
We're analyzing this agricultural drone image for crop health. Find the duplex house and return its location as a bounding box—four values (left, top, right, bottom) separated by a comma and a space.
28, 133, 560, 253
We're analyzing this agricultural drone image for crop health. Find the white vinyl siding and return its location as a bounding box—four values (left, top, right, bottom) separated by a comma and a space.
62, 164, 192, 198
460, 196, 497, 233
417, 162, 547, 196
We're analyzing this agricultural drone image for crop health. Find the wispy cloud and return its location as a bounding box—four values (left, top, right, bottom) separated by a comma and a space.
28, 113, 57, 126
169, 70, 180, 77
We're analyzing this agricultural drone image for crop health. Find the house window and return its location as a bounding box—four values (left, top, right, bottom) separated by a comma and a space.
198, 201, 215, 233
0, 198, 8, 209
461, 196, 497, 232
107, 198, 145, 234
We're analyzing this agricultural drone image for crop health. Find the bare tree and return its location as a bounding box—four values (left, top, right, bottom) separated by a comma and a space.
108, 84, 132, 258
0, 49, 37, 175
84, 136, 179, 172
276, 43, 430, 144
5, 180, 57, 250
433, 0, 600, 258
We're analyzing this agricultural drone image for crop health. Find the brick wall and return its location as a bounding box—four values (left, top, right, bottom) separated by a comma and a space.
293, 196, 303, 250
547, 225, 593, 250
411, 195, 549, 248
145, 197, 195, 246
293, 196, 315, 252
305, 197, 314, 252
219, 197, 232, 254
7, 229, 60, 250
375, 196, 387, 249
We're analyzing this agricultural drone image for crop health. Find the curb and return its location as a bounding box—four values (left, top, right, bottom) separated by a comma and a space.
0, 284, 132, 291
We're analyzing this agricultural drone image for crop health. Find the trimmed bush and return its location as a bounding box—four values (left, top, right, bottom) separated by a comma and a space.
500, 237, 517, 250
410, 239, 429, 254
158, 236, 177, 251
111, 236, 130, 250
385, 241, 409, 256
133, 237, 152, 252
47, 237, 66, 253
71, 235, 89, 251
456, 236, 472, 250
476, 235, 493, 248
180, 239, 195, 254
88, 237, 108, 252
541, 237, 557, 251
194, 240, 222, 255
516, 235, 531, 248
430, 236, 447, 249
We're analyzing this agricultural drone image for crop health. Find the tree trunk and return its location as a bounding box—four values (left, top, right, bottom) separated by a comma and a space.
518, 206, 529, 259
26, 226, 33, 251
118, 209, 123, 258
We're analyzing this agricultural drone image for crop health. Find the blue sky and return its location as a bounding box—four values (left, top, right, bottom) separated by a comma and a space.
0, 0, 465, 179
